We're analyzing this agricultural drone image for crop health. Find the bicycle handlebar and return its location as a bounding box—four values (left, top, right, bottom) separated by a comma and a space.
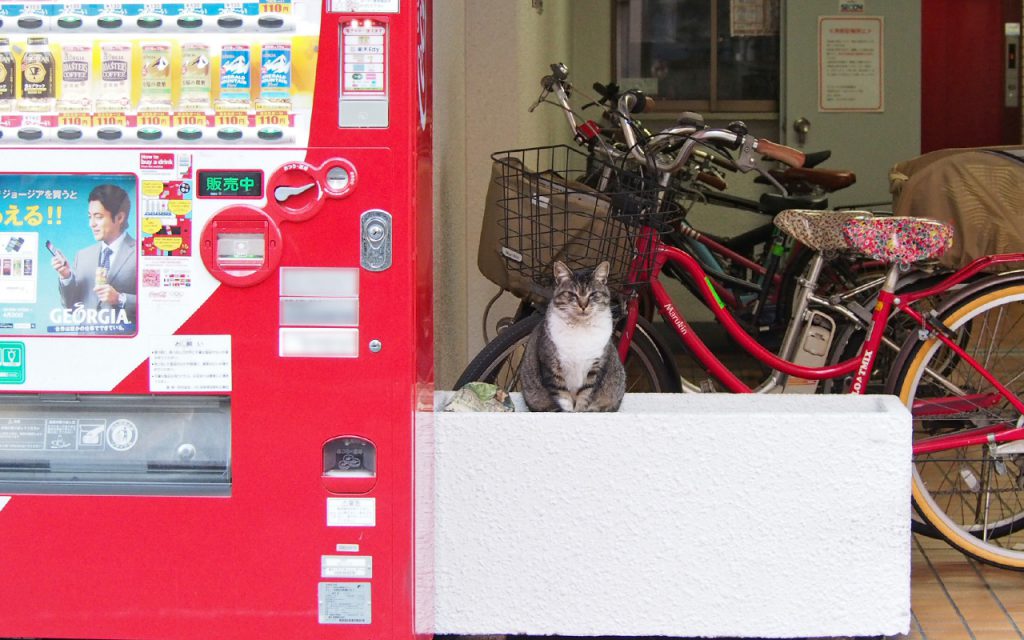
754, 139, 806, 168
535, 63, 805, 179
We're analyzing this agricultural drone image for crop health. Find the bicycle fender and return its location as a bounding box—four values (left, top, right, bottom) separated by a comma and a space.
883, 270, 1024, 394
635, 314, 683, 393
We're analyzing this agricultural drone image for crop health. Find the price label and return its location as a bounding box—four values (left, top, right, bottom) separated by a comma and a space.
214, 111, 250, 127
255, 111, 290, 126
93, 112, 128, 127
58, 114, 92, 127
138, 113, 172, 127
174, 112, 210, 126
259, 0, 291, 14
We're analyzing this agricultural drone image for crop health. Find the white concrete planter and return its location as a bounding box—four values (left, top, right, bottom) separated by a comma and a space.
433, 393, 911, 638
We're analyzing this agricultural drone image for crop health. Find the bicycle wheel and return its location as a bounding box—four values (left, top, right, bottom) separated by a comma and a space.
454, 313, 680, 393
894, 281, 1024, 569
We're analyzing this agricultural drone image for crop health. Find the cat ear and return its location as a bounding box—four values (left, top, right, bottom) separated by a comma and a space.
594, 261, 610, 284
553, 261, 572, 283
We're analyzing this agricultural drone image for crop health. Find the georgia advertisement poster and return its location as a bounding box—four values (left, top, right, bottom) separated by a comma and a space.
0, 173, 139, 336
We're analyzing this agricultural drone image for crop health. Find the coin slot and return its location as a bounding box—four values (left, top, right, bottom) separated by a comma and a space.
320, 159, 358, 199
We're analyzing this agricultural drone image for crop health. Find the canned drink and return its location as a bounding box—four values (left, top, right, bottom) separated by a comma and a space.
20, 36, 55, 111
180, 42, 212, 110
258, 42, 291, 108
0, 38, 15, 109
218, 43, 251, 110
58, 44, 92, 112
95, 266, 108, 286
96, 42, 133, 111
139, 42, 172, 110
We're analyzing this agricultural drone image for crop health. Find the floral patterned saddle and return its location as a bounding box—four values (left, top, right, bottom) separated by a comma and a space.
774, 209, 954, 265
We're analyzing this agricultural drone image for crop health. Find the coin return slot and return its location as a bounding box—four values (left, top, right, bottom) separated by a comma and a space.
322, 436, 376, 494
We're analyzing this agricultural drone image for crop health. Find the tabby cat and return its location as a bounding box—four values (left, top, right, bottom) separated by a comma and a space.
520, 261, 626, 412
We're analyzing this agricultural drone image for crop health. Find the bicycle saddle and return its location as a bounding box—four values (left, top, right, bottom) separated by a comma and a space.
773, 209, 873, 251
841, 216, 953, 265
766, 166, 857, 193
760, 192, 828, 216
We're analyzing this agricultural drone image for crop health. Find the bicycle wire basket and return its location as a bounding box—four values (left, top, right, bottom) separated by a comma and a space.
477, 144, 678, 302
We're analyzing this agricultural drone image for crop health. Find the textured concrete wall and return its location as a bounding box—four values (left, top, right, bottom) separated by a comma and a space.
432, 393, 912, 638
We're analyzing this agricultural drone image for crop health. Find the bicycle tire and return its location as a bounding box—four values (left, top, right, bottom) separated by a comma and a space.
454, 313, 680, 393
894, 281, 1024, 569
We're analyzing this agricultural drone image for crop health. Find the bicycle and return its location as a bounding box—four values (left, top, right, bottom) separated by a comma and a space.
471, 90, 880, 395
556, 71, 957, 393
459, 136, 1024, 568
480, 64, 854, 342
479, 68, 844, 387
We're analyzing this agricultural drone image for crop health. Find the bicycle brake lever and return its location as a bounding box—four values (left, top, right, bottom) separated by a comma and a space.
755, 167, 789, 197
735, 137, 790, 194
528, 87, 549, 113
737, 136, 788, 196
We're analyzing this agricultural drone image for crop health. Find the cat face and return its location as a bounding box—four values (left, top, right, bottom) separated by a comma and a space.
550, 260, 612, 320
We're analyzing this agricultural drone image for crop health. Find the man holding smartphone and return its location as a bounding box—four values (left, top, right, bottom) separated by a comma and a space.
50, 184, 137, 325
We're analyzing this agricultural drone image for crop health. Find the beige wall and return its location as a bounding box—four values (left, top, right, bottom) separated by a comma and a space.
433, 0, 613, 390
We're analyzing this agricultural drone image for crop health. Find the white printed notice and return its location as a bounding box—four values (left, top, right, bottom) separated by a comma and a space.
150, 334, 232, 392
819, 16, 883, 112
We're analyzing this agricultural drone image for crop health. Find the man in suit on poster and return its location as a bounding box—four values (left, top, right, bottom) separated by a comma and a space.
51, 184, 137, 325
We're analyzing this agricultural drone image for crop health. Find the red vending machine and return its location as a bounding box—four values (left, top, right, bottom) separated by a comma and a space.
0, 0, 433, 638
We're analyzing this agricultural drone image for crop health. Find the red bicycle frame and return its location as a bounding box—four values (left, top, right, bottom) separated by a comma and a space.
618, 226, 1024, 454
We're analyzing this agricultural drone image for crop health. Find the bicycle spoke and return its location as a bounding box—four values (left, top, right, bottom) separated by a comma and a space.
903, 285, 1024, 567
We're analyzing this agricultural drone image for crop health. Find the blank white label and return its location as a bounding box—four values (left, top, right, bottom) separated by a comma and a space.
322, 555, 373, 578
280, 298, 358, 327
327, 497, 376, 527
279, 328, 358, 358
279, 267, 358, 297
